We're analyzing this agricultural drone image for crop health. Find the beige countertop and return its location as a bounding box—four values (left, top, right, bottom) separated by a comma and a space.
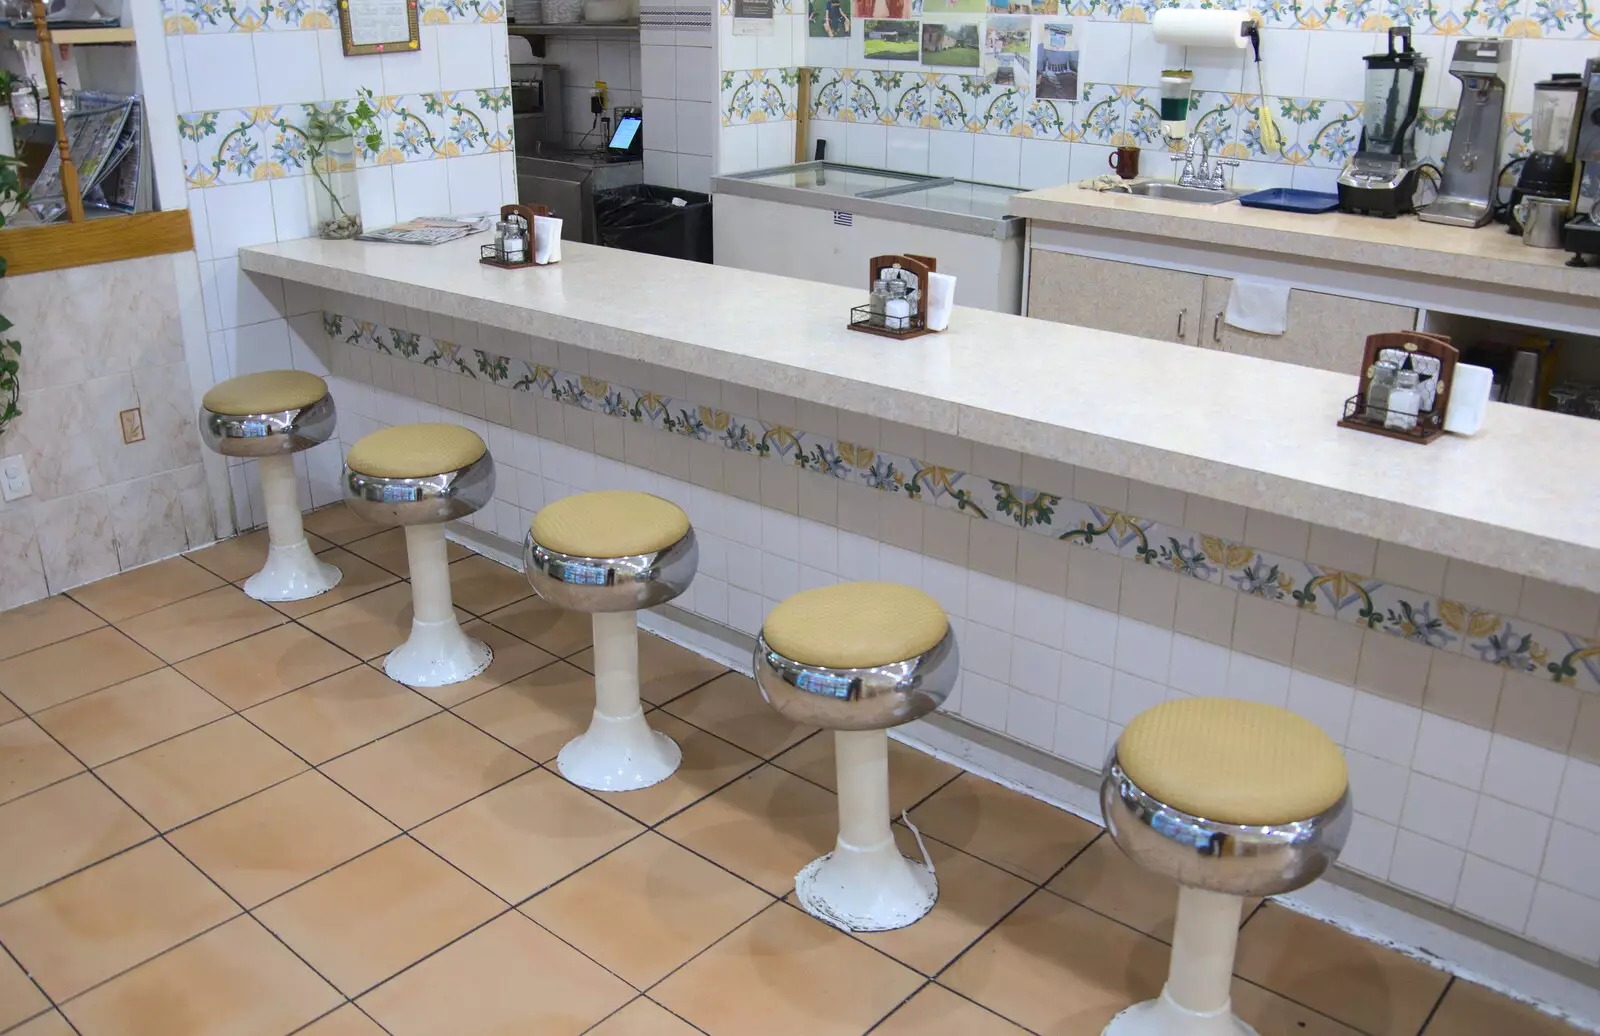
241, 235, 1600, 591
1011, 185, 1600, 303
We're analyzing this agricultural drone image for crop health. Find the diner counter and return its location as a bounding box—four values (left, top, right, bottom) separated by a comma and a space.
239, 235, 1600, 591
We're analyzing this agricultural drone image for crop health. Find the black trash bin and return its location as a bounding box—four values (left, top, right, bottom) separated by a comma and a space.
593, 185, 713, 264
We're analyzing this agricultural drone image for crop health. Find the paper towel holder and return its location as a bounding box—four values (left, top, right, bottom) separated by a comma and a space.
1338, 331, 1458, 444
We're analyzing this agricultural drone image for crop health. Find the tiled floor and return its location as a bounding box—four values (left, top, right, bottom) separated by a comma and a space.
0, 507, 1589, 1036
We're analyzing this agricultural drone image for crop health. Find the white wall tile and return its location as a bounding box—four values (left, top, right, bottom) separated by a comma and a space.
1345, 691, 1420, 767
1389, 830, 1465, 904
968, 571, 1015, 624
1067, 143, 1116, 184
1342, 814, 1397, 879
885, 126, 930, 174
390, 160, 452, 221
1060, 654, 1112, 719
962, 672, 1008, 730
381, 27, 442, 95
1006, 689, 1056, 750
1468, 795, 1552, 876
1301, 30, 1380, 103
228, 319, 293, 377
640, 44, 676, 99
1482, 734, 1567, 814
972, 134, 1022, 186
965, 621, 1012, 683
447, 153, 506, 214
1018, 138, 1072, 190
184, 33, 260, 110
928, 130, 974, 179
1055, 704, 1109, 769
205, 181, 280, 256
674, 45, 717, 102
1168, 633, 1229, 698
253, 29, 323, 105
1412, 713, 1492, 791
1542, 822, 1600, 900
210, 258, 286, 332
1082, 20, 1133, 84
1526, 882, 1600, 962
1455, 855, 1536, 933
1345, 749, 1410, 826
1014, 585, 1066, 649
845, 122, 888, 167
644, 148, 678, 188
1064, 599, 1117, 667
922, 558, 967, 618
1401, 773, 1478, 849
756, 122, 795, 167
676, 100, 716, 156
437, 24, 496, 92
880, 544, 922, 588
317, 29, 384, 98
1114, 619, 1171, 685
1012, 639, 1062, 701
1110, 670, 1166, 726
269, 177, 316, 242
1285, 671, 1354, 743
677, 154, 713, 193
355, 166, 398, 230
1225, 653, 1290, 706
1556, 759, 1600, 835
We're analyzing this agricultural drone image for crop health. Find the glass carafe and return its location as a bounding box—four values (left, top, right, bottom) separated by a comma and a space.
1360, 27, 1424, 158
1530, 75, 1581, 155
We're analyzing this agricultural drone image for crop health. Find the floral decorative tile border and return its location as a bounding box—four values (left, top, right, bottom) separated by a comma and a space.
722, 71, 801, 127
162, 0, 505, 33
325, 310, 1600, 693
178, 90, 512, 188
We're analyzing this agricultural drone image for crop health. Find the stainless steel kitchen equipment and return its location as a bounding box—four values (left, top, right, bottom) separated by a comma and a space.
516, 151, 643, 243
1564, 57, 1600, 265
1338, 27, 1427, 218
1515, 195, 1568, 248
510, 62, 564, 156
712, 162, 1024, 313
1418, 37, 1512, 228
1507, 74, 1582, 234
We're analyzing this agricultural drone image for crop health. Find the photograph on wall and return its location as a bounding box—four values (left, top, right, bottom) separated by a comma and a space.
982, 15, 1032, 87
1031, 0, 1059, 12
855, 0, 912, 16
862, 18, 923, 60
1034, 21, 1078, 100
920, 20, 982, 68
985, 0, 1030, 11
921, 0, 988, 10
808, 0, 852, 36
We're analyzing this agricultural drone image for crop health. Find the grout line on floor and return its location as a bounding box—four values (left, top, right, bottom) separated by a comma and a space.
860, 978, 933, 1035
63, 556, 223, 627
1416, 975, 1456, 1035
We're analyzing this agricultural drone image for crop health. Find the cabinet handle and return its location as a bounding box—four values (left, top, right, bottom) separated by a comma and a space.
1213, 313, 1223, 343
1176, 309, 1186, 340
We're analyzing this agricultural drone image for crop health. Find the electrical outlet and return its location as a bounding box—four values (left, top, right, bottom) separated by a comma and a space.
119, 407, 145, 445
0, 455, 29, 502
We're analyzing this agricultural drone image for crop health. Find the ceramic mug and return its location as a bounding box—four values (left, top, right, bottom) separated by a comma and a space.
1514, 196, 1567, 249
1109, 146, 1140, 180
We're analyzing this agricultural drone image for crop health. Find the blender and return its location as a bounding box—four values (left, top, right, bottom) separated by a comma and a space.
1506, 73, 1582, 234
1418, 38, 1512, 228
1337, 27, 1427, 218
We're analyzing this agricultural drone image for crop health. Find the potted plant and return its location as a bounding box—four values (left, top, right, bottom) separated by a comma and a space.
304, 88, 383, 240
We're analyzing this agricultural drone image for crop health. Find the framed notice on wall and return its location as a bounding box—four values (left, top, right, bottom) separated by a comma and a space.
733, 0, 775, 35
339, 0, 421, 55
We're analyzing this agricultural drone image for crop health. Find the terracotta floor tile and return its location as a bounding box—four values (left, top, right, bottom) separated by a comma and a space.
384, 618, 556, 709
174, 624, 359, 711
658, 765, 837, 896
654, 902, 923, 1036
245, 666, 439, 765
1230, 980, 1371, 1035
0, 719, 83, 805
586, 998, 703, 1036
1234, 903, 1450, 1036
852, 828, 1034, 976
187, 529, 336, 583
774, 733, 961, 815
0, 938, 49, 1031
33, 670, 230, 768
0, 696, 19, 724
117, 586, 288, 664
343, 527, 469, 578
0, 627, 163, 714
451, 661, 597, 763
60, 915, 341, 1036
67, 557, 223, 624
254, 837, 503, 996
300, 582, 468, 661
358, 911, 633, 1036
482, 595, 594, 657
523, 831, 771, 988
568, 630, 729, 706
940, 889, 1167, 1034
661, 673, 815, 759
874, 984, 1030, 1035
908, 773, 1099, 884
448, 554, 534, 616
96, 715, 307, 831
0, 596, 104, 661
301, 504, 390, 546
414, 769, 642, 903
268, 549, 399, 620
1425, 980, 1589, 1035
320, 712, 533, 829
0, 839, 238, 1001
167, 771, 399, 908
7, 1010, 74, 1035
296, 1005, 390, 1036
0, 773, 154, 902
591, 712, 762, 826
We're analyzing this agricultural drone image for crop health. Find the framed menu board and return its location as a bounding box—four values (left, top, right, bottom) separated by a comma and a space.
338, 0, 421, 56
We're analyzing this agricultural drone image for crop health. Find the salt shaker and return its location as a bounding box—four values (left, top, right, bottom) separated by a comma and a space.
503, 218, 528, 264
884, 281, 913, 331
1384, 369, 1421, 431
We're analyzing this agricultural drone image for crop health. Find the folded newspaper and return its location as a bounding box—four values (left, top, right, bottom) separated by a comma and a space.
357, 215, 496, 245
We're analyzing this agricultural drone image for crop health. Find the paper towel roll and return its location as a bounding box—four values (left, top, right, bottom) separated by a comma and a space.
926, 272, 956, 331
1444, 362, 1492, 436
1152, 8, 1250, 49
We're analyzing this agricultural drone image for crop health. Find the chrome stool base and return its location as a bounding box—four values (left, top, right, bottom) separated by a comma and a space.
557, 610, 680, 791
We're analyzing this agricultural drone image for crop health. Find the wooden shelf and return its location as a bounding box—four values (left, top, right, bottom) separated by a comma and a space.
0, 209, 193, 276
0, 25, 135, 45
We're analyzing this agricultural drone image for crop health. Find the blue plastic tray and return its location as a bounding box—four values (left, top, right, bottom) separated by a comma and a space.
1237, 188, 1341, 214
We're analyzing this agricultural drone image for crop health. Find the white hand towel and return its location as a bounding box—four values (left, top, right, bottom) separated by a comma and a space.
534, 216, 562, 264
1224, 279, 1292, 336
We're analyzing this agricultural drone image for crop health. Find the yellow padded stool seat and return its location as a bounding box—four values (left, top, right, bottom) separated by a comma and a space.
345, 423, 487, 479
1118, 697, 1347, 826
763, 582, 948, 670
531, 490, 690, 558
202, 371, 328, 416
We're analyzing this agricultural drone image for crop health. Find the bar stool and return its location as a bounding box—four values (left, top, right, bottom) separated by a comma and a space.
343, 423, 495, 687
1101, 697, 1351, 1036
523, 490, 697, 791
755, 582, 958, 932
200, 370, 341, 602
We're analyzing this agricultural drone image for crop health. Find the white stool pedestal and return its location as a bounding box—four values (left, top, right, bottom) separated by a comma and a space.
385, 524, 491, 687
243, 454, 341, 603
557, 610, 681, 791
795, 729, 937, 932
1104, 888, 1256, 1036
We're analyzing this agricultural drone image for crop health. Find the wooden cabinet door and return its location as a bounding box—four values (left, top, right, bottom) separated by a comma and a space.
1199, 277, 1419, 373
1028, 250, 1207, 346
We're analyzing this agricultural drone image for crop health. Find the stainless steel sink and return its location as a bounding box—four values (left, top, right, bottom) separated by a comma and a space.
1128, 182, 1241, 204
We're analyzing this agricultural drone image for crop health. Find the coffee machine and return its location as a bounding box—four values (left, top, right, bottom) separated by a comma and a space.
1508, 74, 1583, 234
1418, 37, 1511, 228
1564, 57, 1600, 265
1338, 27, 1427, 218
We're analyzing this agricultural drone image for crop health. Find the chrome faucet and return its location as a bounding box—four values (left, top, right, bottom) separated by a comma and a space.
1171, 130, 1237, 191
